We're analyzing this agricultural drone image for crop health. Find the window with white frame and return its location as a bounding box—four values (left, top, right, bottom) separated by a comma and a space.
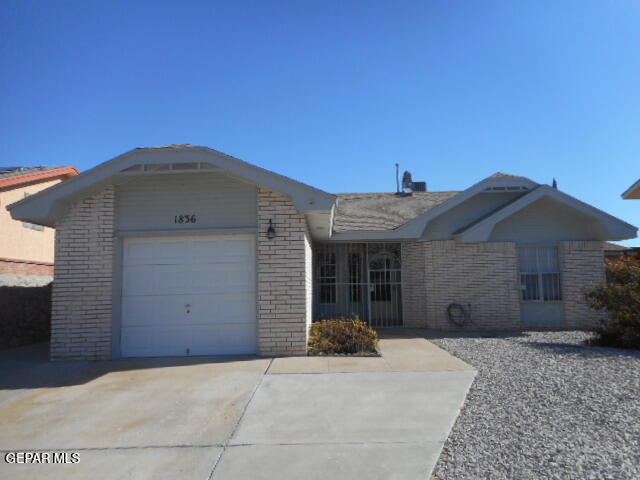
518, 246, 562, 301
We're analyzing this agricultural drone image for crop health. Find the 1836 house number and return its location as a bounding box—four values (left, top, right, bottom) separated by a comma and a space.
174, 214, 197, 224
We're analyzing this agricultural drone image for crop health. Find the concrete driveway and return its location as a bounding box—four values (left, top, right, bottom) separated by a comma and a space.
0, 334, 475, 480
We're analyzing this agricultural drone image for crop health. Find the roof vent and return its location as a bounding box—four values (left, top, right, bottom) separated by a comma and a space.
412, 181, 427, 192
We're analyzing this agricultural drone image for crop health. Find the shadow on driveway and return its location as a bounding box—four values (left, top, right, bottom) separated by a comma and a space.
0, 342, 263, 393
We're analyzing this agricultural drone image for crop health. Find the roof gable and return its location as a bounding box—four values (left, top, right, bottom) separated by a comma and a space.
7, 146, 335, 228
455, 185, 637, 242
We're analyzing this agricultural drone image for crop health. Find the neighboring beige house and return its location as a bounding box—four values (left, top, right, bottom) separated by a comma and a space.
622, 179, 640, 199
7, 145, 638, 360
0, 166, 78, 286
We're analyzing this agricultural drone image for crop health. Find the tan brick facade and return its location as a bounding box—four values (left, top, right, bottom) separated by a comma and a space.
48, 184, 607, 359
561, 241, 605, 329
256, 188, 312, 355
403, 240, 521, 330
401, 242, 426, 327
51, 187, 115, 360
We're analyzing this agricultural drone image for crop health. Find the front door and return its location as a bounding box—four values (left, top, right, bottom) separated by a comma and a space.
368, 248, 402, 327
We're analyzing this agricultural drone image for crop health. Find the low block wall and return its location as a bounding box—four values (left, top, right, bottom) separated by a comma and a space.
0, 283, 51, 349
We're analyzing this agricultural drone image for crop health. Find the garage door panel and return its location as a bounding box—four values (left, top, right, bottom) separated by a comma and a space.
121, 326, 188, 357
152, 265, 190, 294
125, 240, 188, 265
123, 265, 190, 296
191, 238, 254, 263
187, 323, 256, 355
121, 234, 257, 357
122, 296, 189, 327
187, 292, 255, 324
188, 265, 254, 293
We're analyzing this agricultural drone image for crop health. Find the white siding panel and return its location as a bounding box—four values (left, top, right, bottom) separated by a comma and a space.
490, 196, 606, 244
423, 192, 524, 240
117, 172, 257, 231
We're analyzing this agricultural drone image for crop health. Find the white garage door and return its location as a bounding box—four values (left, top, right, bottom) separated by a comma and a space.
121, 233, 256, 357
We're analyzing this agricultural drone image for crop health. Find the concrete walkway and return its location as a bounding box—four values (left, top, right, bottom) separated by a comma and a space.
0, 334, 475, 480
268, 330, 472, 374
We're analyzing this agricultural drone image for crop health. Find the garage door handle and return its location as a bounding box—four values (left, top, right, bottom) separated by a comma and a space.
185, 304, 191, 314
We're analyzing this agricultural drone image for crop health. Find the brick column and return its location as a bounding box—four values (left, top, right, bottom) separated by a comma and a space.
401, 242, 427, 327
51, 187, 115, 360
561, 241, 605, 329
257, 188, 312, 355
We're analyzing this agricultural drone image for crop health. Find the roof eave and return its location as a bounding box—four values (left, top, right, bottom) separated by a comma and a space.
0, 166, 79, 190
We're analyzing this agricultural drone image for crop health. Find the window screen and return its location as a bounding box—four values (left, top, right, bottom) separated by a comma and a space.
518, 246, 562, 301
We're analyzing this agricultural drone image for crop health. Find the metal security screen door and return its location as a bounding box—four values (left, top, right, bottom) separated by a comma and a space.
313, 243, 402, 327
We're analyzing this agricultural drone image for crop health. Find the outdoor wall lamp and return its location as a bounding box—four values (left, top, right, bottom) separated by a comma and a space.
266, 219, 276, 239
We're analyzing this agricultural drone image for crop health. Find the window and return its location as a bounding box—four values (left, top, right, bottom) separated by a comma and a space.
518, 246, 562, 301
21, 193, 44, 231
317, 252, 336, 304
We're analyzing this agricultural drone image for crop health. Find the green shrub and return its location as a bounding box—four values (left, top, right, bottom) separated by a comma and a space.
585, 256, 640, 349
308, 317, 378, 355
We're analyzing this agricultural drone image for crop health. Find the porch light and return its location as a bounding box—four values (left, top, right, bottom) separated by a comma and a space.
266, 219, 276, 240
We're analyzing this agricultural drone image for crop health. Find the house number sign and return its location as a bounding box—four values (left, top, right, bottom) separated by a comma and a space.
174, 214, 197, 224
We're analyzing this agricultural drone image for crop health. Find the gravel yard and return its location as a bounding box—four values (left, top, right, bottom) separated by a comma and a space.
431, 331, 640, 480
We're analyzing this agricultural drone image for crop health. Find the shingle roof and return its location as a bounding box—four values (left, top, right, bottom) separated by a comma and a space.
332, 191, 460, 232
604, 242, 629, 251
0, 166, 62, 179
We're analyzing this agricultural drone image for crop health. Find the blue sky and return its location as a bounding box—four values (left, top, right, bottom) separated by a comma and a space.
1, 1, 639, 245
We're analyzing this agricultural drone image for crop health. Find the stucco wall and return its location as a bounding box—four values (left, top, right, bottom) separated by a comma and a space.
0, 178, 62, 263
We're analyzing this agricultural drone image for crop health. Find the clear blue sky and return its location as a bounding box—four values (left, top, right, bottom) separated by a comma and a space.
1, 1, 638, 245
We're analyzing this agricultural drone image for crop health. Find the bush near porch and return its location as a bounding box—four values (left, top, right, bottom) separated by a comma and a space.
585, 256, 640, 349
308, 318, 379, 355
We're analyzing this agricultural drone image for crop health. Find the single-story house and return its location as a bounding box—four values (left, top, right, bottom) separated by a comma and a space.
0, 166, 78, 286
7, 145, 637, 360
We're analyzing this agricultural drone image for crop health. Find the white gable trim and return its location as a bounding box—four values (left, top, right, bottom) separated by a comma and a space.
8, 146, 336, 228
454, 185, 637, 242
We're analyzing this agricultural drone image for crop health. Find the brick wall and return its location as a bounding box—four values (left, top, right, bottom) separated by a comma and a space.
404, 240, 521, 330
561, 241, 605, 329
401, 242, 427, 327
257, 188, 312, 355
51, 187, 115, 360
